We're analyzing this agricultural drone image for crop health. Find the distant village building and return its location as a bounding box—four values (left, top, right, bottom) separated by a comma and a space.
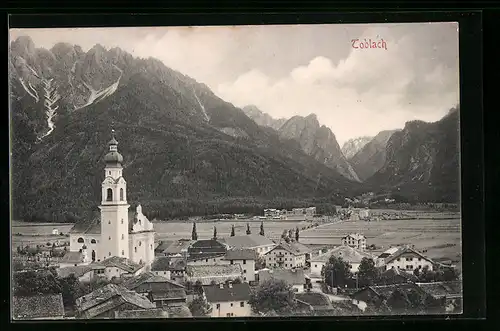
376, 246, 434, 272
98, 256, 146, 280
12, 294, 65, 320
185, 264, 243, 285
310, 245, 373, 277
187, 239, 227, 261
68, 132, 155, 268
52, 228, 59, 235
56, 265, 98, 283
341, 233, 367, 251
202, 282, 253, 318
264, 241, 310, 269
150, 256, 172, 279
156, 239, 193, 258
264, 208, 280, 218
223, 234, 276, 256
74, 284, 156, 319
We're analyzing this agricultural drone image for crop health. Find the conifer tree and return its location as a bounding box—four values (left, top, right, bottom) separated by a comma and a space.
260, 222, 265, 236
192, 222, 198, 240
213, 226, 217, 240
231, 224, 235, 237
295, 227, 300, 242
246, 223, 251, 235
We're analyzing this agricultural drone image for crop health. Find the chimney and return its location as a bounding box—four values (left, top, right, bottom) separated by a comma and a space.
219, 283, 224, 289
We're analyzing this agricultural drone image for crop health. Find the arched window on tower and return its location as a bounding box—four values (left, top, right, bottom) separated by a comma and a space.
77, 237, 84, 243
120, 188, 124, 201
106, 188, 113, 201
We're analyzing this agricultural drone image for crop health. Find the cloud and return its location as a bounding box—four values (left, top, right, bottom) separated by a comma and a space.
216, 24, 459, 145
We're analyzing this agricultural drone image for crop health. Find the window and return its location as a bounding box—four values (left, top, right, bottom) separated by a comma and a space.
244, 277, 246, 281
120, 188, 124, 201
106, 188, 113, 201
397, 258, 400, 262
122, 234, 124, 240
151, 244, 153, 250
226, 313, 231, 317
109, 171, 111, 175
285, 264, 288, 267
135, 247, 137, 253
121, 250, 124, 256
230, 260, 234, 264
314, 264, 317, 268
139, 241, 142, 246
243, 270, 246, 273
418, 258, 422, 261
164, 271, 167, 275
77, 237, 84, 243
274, 264, 276, 267
206, 259, 208, 262
91, 239, 96, 244
121, 219, 123, 224
109, 236, 111, 240
243, 260, 246, 264
108, 220, 111, 225
216, 304, 220, 309
109, 252, 111, 256
240, 302, 245, 307
230, 303, 233, 307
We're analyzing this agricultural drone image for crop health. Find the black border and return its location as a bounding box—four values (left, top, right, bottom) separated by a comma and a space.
5, 10, 485, 329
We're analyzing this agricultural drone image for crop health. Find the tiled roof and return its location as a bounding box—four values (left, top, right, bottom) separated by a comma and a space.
155, 240, 174, 253
59, 251, 86, 264
114, 308, 169, 319
163, 240, 194, 254
384, 247, 434, 265
202, 283, 252, 303
122, 272, 184, 291
311, 246, 372, 264
186, 264, 242, 278
224, 248, 258, 261
151, 289, 187, 300
381, 267, 418, 282
75, 284, 156, 317
187, 252, 226, 261
57, 265, 93, 279
223, 234, 275, 249
258, 268, 305, 286
188, 239, 227, 255
415, 281, 462, 299
12, 294, 65, 320
151, 257, 171, 271
295, 292, 332, 310
166, 305, 193, 318
100, 256, 143, 273
267, 241, 310, 256
357, 283, 423, 300
170, 259, 186, 271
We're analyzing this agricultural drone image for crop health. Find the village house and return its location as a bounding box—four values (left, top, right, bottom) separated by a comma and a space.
350, 283, 425, 312
122, 272, 187, 308
99, 256, 145, 280
12, 294, 65, 320
185, 264, 243, 285
310, 245, 374, 278
187, 239, 228, 260
378, 267, 419, 285
58, 248, 91, 268
75, 284, 157, 319
263, 208, 281, 218
264, 241, 310, 269
258, 268, 309, 293
169, 259, 187, 283
202, 282, 253, 318
223, 249, 258, 282
56, 265, 96, 282
341, 233, 367, 251
157, 239, 193, 258
150, 256, 172, 279
376, 246, 435, 272
187, 252, 226, 266
223, 234, 276, 256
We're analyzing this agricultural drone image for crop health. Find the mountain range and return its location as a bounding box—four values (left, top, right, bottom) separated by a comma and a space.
9, 36, 460, 221
341, 137, 373, 160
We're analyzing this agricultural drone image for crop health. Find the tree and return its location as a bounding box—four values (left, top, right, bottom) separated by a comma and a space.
323, 256, 352, 288
288, 229, 293, 239
230, 224, 235, 237
295, 227, 300, 242
192, 222, 198, 241
248, 279, 297, 316
246, 223, 251, 235
232, 278, 242, 284
193, 280, 204, 295
357, 257, 380, 287
255, 256, 266, 270
213, 226, 217, 240
188, 296, 212, 317
260, 222, 265, 236
281, 229, 288, 240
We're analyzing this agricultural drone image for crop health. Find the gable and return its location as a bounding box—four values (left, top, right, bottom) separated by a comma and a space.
102, 177, 116, 185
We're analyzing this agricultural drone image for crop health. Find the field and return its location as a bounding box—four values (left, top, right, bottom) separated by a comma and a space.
11, 221, 74, 249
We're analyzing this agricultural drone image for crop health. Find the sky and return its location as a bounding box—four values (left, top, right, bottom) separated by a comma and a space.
10, 23, 459, 146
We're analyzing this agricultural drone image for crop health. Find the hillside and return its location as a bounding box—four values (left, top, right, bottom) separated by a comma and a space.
341, 136, 373, 160
10, 36, 361, 222
349, 130, 399, 182
366, 107, 460, 203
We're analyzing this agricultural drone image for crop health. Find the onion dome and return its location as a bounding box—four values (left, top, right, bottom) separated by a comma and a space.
104, 129, 124, 165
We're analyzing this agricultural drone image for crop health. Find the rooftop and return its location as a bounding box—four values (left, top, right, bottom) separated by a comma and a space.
59, 251, 86, 264
258, 268, 306, 286
114, 308, 169, 319
224, 248, 258, 261
202, 283, 252, 303
187, 252, 226, 262
353, 283, 423, 300
100, 256, 143, 273
186, 264, 242, 278
162, 240, 194, 254
75, 284, 156, 316
342, 233, 366, 240
415, 281, 462, 299
122, 272, 184, 291
57, 265, 93, 279
151, 256, 171, 271
311, 245, 372, 264
12, 294, 65, 320
223, 234, 275, 249
188, 239, 227, 254
268, 241, 310, 256
165, 305, 193, 318
383, 246, 434, 265
381, 267, 419, 282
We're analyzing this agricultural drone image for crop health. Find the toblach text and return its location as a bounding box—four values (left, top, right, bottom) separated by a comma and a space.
352, 38, 388, 50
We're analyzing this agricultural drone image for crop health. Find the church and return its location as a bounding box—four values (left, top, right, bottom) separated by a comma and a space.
68, 131, 156, 268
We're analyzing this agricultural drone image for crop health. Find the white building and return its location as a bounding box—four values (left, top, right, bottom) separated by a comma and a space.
223, 249, 257, 282
341, 233, 367, 251
223, 234, 276, 257
203, 282, 253, 318
377, 246, 435, 272
68, 132, 155, 269
264, 241, 310, 269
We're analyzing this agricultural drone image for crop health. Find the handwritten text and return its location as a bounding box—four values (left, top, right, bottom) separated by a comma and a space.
351, 38, 387, 50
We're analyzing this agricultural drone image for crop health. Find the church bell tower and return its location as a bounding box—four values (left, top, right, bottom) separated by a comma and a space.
99, 130, 130, 260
